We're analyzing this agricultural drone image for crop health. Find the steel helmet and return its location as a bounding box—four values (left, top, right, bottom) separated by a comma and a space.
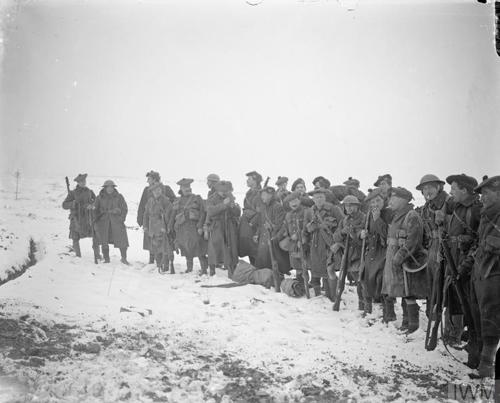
416, 174, 444, 191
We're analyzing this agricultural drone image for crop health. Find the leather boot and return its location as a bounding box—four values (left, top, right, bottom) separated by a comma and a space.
477, 340, 498, 378
357, 283, 364, 311
321, 278, 330, 301
310, 277, 321, 296
209, 265, 216, 276
120, 248, 130, 265
102, 245, 110, 263
385, 297, 397, 323
169, 261, 175, 274
186, 258, 194, 273
149, 252, 155, 264
155, 253, 163, 268
72, 240, 81, 257
399, 299, 409, 331
328, 279, 338, 302
199, 256, 208, 275
465, 335, 481, 369
364, 297, 373, 315
93, 246, 102, 262
406, 301, 420, 334
448, 314, 464, 345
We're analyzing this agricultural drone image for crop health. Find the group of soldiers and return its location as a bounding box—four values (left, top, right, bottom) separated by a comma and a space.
62, 170, 500, 379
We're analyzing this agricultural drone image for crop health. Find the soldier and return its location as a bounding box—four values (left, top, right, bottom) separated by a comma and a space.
468, 175, 500, 378
62, 174, 101, 260
443, 174, 481, 365
143, 183, 175, 274
203, 173, 220, 250
304, 188, 344, 297
282, 191, 309, 285
374, 174, 393, 201
170, 178, 209, 274
359, 188, 389, 315
255, 186, 290, 275
206, 181, 241, 277
291, 178, 314, 208
238, 171, 263, 265
343, 177, 367, 211
94, 180, 130, 265
331, 196, 366, 307
137, 171, 176, 264
313, 176, 339, 205
275, 176, 291, 205
416, 174, 449, 326
382, 187, 427, 332
206, 174, 220, 198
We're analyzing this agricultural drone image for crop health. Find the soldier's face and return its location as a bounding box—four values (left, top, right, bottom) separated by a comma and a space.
388, 195, 405, 210
450, 182, 467, 203
289, 199, 301, 210
295, 183, 306, 194
77, 179, 86, 188
247, 177, 256, 188
481, 188, 500, 208
181, 186, 192, 196
147, 177, 154, 186
345, 204, 358, 215
152, 188, 162, 198
369, 196, 384, 211
261, 192, 272, 204
105, 186, 114, 194
379, 180, 391, 194
313, 194, 326, 207
278, 183, 287, 191
207, 180, 216, 189
313, 182, 321, 190
421, 183, 439, 202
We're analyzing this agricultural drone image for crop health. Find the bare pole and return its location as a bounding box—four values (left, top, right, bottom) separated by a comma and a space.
14, 170, 20, 200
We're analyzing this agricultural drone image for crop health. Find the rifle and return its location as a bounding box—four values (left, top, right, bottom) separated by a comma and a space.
263, 206, 281, 293
267, 227, 281, 293
65, 176, 71, 194
424, 239, 444, 350
296, 216, 310, 299
438, 232, 475, 348
333, 231, 350, 311
357, 211, 370, 282
263, 176, 270, 188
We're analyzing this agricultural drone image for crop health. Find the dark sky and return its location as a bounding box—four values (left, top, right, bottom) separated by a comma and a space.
1, 0, 498, 191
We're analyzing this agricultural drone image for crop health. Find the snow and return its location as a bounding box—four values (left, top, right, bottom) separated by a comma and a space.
0, 174, 489, 402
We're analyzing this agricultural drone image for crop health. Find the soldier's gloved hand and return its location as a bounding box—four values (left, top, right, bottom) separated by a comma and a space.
330, 243, 341, 254
197, 228, 203, 236
360, 229, 367, 240
264, 222, 272, 231
252, 235, 259, 243
392, 252, 404, 267
291, 233, 298, 241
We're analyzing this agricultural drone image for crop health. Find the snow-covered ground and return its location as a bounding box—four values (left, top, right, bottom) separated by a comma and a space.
0, 175, 491, 402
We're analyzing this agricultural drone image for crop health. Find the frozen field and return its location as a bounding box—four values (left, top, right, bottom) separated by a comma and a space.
0, 174, 486, 402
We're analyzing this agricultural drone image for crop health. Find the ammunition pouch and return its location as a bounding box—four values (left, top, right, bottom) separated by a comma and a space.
188, 209, 200, 221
